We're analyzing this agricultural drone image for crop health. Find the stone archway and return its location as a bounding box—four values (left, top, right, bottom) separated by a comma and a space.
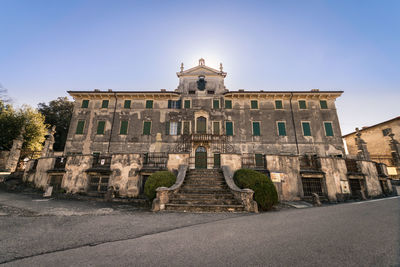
195, 146, 207, 169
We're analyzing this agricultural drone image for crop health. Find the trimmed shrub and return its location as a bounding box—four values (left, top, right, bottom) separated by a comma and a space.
233, 169, 278, 211
144, 171, 176, 201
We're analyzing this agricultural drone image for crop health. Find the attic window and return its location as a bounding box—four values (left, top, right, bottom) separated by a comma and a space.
189, 90, 196, 94
207, 90, 215, 94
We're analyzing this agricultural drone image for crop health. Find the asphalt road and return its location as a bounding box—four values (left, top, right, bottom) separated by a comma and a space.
1, 191, 399, 266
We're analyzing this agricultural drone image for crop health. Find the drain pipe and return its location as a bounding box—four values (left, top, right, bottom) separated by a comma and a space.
107, 92, 117, 154
289, 92, 299, 155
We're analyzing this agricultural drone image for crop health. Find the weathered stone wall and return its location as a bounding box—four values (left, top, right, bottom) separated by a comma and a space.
22, 160, 36, 183
32, 157, 54, 189
266, 155, 301, 201
63, 155, 91, 193
167, 153, 189, 172
0, 151, 10, 170
319, 157, 348, 202
109, 153, 142, 197
359, 160, 382, 197
221, 154, 242, 171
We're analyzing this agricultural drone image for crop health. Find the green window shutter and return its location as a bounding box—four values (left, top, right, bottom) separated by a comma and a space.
225, 100, 232, 109
120, 121, 128, 135
168, 100, 172, 109
213, 121, 220, 135
320, 100, 328, 109
226, 121, 233, 136
143, 121, 151, 135
177, 122, 182, 135
183, 121, 190, 135
324, 122, 334, 136
124, 100, 131, 109
214, 153, 221, 168
299, 100, 307, 109
146, 100, 153, 109
81, 100, 89, 108
213, 99, 219, 109
76, 120, 85, 134
184, 100, 190, 108
255, 154, 264, 167
253, 122, 260, 136
277, 122, 286, 136
165, 121, 170, 135
251, 100, 258, 109
101, 100, 109, 108
97, 121, 105, 135
302, 122, 311, 136
275, 100, 283, 109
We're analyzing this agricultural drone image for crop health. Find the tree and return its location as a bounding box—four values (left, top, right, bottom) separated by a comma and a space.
38, 97, 74, 151
0, 103, 48, 152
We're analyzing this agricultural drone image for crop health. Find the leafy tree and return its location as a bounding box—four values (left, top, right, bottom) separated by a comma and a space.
38, 97, 74, 151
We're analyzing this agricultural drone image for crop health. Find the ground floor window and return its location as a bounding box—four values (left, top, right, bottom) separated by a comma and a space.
348, 178, 366, 197
88, 175, 110, 193
301, 177, 325, 197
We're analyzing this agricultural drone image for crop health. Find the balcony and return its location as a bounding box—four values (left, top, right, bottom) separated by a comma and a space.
142, 152, 168, 169
183, 134, 228, 143
91, 155, 112, 170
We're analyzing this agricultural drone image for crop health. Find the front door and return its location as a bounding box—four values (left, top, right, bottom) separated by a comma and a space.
195, 146, 207, 169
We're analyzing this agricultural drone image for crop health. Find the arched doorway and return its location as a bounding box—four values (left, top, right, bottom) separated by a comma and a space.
196, 117, 206, 134
195, 146, 207, 169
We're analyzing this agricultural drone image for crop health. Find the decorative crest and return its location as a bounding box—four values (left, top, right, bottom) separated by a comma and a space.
199, 58, 205, 66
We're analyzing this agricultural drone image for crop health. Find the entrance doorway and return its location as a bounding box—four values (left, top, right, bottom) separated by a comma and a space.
195, 146, 207, 169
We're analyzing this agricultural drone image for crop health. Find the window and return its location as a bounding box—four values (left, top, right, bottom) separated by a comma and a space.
214, 153, 221, 168
252, 122, 260, 136
302, 122, 311, 136
120, 121, 128, 135
168, 100, 181, 109
124, 100, 131, 109
324, 122, 334, 136
76, 120, 85, 134
97, 121, 105, 135
196, 117, 206, 134
146, 100, 153, 109
143, 121, 151, 135
207, 90, 215, 95
299, 100, 307, 109
101, 100, 109, 108
213, 121, 220, 135
275, 100, 283, 109
81, 100, 89, 108
184, 100, 190, 108
213, 99, 220, 109
251, 100, 258, 109
225, 100, 232, 109
320, 100, 328, 109
189, 90, 196, 94
277, 122, 286, 136
382, 128, 391, 136
166, 121, 181, 136
226, 121, 233, 136
255, 154, 264, 167
183, 121, 190, 135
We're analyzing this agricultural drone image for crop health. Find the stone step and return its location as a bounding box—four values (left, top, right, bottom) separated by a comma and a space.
164, 203, 245, 212
183, 180, 226, 186
171, 192, 236, 200
180, 188, 231, 194
169, 198, 241, 205
181, 185, 229, 191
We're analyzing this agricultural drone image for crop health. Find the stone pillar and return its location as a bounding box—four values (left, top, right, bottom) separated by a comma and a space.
41, 126, 56, 158
389, 133, 400, 167
5, 128, 24, 172
355, 128, 370, 160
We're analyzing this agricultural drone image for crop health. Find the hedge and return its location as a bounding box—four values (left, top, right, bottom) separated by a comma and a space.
144, 171, 176, 201
233, 169, 278, 211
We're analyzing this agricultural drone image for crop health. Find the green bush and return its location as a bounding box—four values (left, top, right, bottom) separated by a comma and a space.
144, 171, 176, 201
233, 169, 278, 211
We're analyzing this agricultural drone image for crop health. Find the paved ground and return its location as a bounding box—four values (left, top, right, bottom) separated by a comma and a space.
0, 191, 399, 266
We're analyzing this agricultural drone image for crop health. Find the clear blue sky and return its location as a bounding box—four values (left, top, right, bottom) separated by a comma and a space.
1, 0, 399, 135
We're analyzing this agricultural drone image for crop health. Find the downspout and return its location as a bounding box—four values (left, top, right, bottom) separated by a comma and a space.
107, 92, 117, 154
289, 92, 299, 155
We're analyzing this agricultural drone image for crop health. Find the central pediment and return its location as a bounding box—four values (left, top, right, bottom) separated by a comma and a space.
177, 58, 227, 78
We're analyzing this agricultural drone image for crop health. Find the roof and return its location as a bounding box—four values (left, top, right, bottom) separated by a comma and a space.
342, 116, 400, 137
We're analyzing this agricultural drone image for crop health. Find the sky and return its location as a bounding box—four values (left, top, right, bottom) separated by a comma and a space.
0, 0, 399, 135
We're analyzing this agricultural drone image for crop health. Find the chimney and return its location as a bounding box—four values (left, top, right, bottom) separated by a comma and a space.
160, 89, 166, 92
311, 89, 320, 92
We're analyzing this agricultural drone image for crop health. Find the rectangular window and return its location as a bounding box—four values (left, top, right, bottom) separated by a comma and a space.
189, 90, 195, 94
277, 122, 286, 136
183, 121, 190, 135
275, 100, 283, 109
143, 121, 151, 135
225, 100, 232, 109
214, 153, 221, 168
184, 100, 190, 108
226, 121, 233, 136
299, 100, 307, 109
75, 120, 85, 134
213, 99, 220, 109
252, 122, 261, 136
120, 120, 128, 135
320, 100, 328, 109
324, 122, 334, 136
101, 100, 109, 108
170, 122, 178, 135
302, 122, 311, 136
97, 121, 105, 135
251, 100, 258, 109
124, 100, 131, 109
146, 100, 153, 109
81, 100, 89, 108
255, 154, 264, 167
168, 100, 181, 109
213, 121, 220, 135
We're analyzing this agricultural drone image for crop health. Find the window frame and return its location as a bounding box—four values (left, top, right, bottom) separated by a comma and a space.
213, 121, 220, 135
323, 121, 334, 137
184, 99, 191, 109
250, 100, 259, 109
143, 121, 152, 135
81, 100, 89, 108
225, 121, 234, 136
252, 121, 261, 136
145, 100, 153, 109
320, 100, 328, 109
298, 100, 307, 110
213, 99, 220, 109
182, 121, 191, 135
119, 120, 128, 135
75, 120, 85, 135
101, 100, 109, 109
277, 121, 287, 136
224, 99, 232, 109
124, 100, 131, 109
275, 100, 283, 109
96, 121, 106, 135
301, 121, 312, 136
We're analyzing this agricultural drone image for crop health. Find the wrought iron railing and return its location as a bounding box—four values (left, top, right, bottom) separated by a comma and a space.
143, 152, 168, 169
92, 156, 112, 169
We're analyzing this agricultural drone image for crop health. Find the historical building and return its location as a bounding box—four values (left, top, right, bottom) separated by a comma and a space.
343, 116, 400, 180
22, 59, 392, 212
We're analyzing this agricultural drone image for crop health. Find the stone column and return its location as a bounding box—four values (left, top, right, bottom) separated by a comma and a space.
5, 128, 24, 172
41, 126, 56, 158
355, 128, 370, 160
389, 133, 400, 167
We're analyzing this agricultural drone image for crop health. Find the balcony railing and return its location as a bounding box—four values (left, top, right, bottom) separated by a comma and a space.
53, 157, 67, 170
92, 156, 112, 169
143, 152, 168, 169
299, 155, 321, 171
183, 134, 228, 142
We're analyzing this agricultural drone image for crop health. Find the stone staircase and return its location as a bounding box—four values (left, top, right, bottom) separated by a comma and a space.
165, 169, 245, 212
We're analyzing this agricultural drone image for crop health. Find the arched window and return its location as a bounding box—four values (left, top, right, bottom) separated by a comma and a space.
196, 146, 206, 153
196, 117, 206, 134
